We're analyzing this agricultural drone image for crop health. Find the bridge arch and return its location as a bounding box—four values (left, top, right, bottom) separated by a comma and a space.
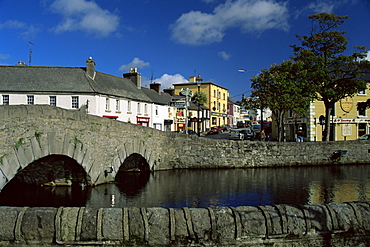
0, 131, 160, 191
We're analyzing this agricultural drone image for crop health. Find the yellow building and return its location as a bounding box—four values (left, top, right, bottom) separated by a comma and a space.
173, 75, 229, 129
284, 83, 370, 141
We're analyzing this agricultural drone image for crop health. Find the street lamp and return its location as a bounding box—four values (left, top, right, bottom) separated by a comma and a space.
196, 74, 203, 136
238, 69, 259, 73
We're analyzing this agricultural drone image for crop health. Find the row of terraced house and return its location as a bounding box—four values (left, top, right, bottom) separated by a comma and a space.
1, 57, 370, 141
0, 57, 242, 134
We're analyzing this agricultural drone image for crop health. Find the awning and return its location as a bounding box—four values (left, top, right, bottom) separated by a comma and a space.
103, 115, 118, 119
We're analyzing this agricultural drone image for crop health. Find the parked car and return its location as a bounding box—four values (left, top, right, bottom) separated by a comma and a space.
358, 134, 370, 140
222, 125, 231, 131
241, 128, 255, 140
229, 128, 254, 141
228, 129, 244, 140
207, 126, 223, 135
252, 124, 261, 134
180, 130, 198, 135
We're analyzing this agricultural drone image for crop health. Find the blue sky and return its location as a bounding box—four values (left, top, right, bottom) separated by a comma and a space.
1, 0, 370, 100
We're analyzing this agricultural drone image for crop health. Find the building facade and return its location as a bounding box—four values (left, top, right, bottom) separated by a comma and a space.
0, 58, 175, 131
283, 74, 370, 141
173, 75, 229, 129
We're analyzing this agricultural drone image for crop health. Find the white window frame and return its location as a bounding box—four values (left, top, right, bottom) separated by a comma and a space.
2, 95, 9, 105
27, 95, 34, 105
115, 99, 120, 112
50, 96, 56, 106
72, 96, 79, 109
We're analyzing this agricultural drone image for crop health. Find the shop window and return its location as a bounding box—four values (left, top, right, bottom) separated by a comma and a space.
359, 123, 366, 137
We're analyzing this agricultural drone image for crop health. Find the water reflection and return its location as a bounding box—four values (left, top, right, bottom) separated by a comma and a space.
0, 165, 369, 208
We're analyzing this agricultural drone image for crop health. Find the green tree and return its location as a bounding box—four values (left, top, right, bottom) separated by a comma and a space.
251, 60, 312, 142
291, 12, 370, 141
191, 91, 207, 105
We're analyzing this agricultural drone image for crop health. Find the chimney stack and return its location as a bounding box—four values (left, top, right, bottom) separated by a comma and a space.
150, 82, 161, 94
163, 88, 175, 96
86, 57, 96, 79
123, 68, 141, 89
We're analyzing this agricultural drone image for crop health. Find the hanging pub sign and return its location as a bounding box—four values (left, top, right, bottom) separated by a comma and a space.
340, 97, 353, 113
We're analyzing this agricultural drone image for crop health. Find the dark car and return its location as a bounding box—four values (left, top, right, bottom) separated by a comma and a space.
358, 134, 370, 140
181, 130, 198, 135
240, 128, 255, 140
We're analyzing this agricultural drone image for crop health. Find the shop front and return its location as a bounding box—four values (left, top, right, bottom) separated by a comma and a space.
137, 117, 150, 127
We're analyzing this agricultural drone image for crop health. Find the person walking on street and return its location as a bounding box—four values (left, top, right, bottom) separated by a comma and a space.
296, 127, 303, 142
260, 129, 266, 141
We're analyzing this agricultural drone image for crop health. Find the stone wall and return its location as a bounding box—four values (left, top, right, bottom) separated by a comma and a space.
0, 202, 369, 246
1, 105, 370, 191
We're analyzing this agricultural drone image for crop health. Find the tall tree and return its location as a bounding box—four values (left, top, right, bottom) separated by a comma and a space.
291, 13, 369, 141
251, 60, 312, 142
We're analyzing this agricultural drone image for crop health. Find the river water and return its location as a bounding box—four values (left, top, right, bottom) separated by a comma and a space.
0, 165, 369, 208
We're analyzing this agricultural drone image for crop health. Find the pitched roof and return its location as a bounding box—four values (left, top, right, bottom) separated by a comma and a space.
0, 65, 164, 103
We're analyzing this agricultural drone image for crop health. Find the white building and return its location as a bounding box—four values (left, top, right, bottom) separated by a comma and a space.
0, 58, 174, 131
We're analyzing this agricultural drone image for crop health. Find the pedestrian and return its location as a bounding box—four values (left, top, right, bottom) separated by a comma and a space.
260, 129, 266, 141
296, 127, 303, 142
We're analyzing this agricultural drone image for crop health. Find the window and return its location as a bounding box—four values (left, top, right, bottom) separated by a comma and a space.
127, 101, 131, 112
2, 95, 9, 105
116, 99, 120, 112
72, 96, 79, 109
50, 96, 56, 106
137, 103, 141, 114
155, 106, 159, 116
144, 104, 148, 114
358, 101, 366, 116
105, 98, 110, 111
27, 95, 34, 105
358, 87, 366, 95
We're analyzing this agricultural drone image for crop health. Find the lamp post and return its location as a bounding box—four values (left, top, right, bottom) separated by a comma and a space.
197, 83, 201, 136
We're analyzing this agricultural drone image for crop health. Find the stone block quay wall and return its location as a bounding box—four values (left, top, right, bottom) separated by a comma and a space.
0, 202, 369, 247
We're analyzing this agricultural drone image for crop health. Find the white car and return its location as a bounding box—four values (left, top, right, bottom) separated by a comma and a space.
229, 129, 244, 140
229, 128, 254, 141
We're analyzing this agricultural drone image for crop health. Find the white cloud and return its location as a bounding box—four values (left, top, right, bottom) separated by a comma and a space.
119, 57, 150, 71
153, 74, 189, 89
218, 51, 231, 61
0, 20, 39, 39
306, 1, 335, 13
0, 53, 10, 60
366, 51, 370, 61
295, 0, 357, 18
170, 0, 289, 45
50, 0, 119, 37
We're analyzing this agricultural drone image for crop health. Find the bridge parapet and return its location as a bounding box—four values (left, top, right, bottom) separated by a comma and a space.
0, 202, 369, 246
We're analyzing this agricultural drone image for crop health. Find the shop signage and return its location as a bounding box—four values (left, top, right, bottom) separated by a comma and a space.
340, 97, 353, 112
137, 117, 150, 122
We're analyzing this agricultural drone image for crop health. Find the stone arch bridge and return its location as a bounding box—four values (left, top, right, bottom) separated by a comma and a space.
1, 105, 370, 191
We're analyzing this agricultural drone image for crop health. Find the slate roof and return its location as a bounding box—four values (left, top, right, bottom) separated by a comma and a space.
0, 65, 168, 104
